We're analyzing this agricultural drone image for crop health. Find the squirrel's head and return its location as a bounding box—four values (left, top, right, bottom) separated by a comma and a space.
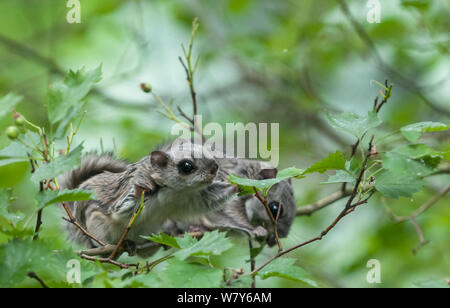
150, 139, 219, 190
245, 170, 296, 246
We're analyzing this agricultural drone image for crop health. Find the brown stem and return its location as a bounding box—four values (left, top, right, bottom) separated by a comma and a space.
33, 181, 44, 241
410, 217, 429, 255
253, 187, 283, 252
251, 136, 375, 275
79, 253, 137, 269
336, 0, 450, 116
248, 239, 256, 288
27, 272, 48, 288
61, 206, 106, 247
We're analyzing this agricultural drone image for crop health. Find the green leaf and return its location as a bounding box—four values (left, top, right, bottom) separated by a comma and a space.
257, 257, 318, 287
392, 144, 442, 159
304, 151, 346, 174
31, 143, 83, 183
141, 232, 181, 249
345, 158, 362, 178
276, 167, 305, 178
383, 152, 436, 177
0, 142, 32, 167
322, 170, 355, 184
0, 188, 25, 227
401, 0, 429, 11
375, 170, 424, 199
325, 110, 382, 139
0, 161, 29, 188
173, 230, 233, 261
391, 144, 443, 169
413, 278, 450, 288
0, 93, 22, 122
400, 122, 449, 142
142, 230, 233, 261
35, 188, 95, 210
250, 243, 266, 258
229, 167, 304, 196
160, 258, 223, 288
47, 66, 102, 139
0, 239, 93, 287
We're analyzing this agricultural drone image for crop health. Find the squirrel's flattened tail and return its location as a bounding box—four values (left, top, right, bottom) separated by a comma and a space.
60, 153, 128, 190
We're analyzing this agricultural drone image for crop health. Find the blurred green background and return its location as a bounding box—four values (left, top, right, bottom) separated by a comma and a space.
0, 0, 449, 287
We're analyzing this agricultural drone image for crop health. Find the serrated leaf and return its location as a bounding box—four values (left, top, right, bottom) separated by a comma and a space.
173, 230, 233, 261
250, 242, 266, 258
325, 110, 382, 139
304, 151, 346, 174
0, 239, 95, 287
0, 188, 24, 226
392, 144, 442, 159
257, 257, 318, 287
0, 142, 32, 167
31, 143, 83, 183
400, 122, 449, 142
48, 66, 102, 139
322, 170, 355, 184
141, 232, 181, 249
391, 144, 443, 169
383, 152, 436, 177
276, 167, 305, 178
0, 161, 29, 188
161, 258, 223, 288
0, 93, 22, 121
375, 170, 424, 198
142, 230, 233, 261
35, 188, 95, 210
229, 167, 304, 196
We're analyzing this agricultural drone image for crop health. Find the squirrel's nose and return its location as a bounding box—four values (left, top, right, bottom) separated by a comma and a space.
210, 162, 219, 175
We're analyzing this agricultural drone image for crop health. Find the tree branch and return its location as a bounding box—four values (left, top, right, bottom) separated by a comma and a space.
336, 0, 450, 117
251, 137, 376, 275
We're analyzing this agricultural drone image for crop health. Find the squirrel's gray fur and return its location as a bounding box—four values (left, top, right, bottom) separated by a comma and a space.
60, 139, 237, 250
162, 158, 297, 246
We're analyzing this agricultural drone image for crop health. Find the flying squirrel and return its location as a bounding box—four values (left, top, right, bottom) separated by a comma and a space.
59, 139, 238, 252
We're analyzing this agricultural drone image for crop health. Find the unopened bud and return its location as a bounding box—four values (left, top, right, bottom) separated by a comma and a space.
140, 82, 152, 93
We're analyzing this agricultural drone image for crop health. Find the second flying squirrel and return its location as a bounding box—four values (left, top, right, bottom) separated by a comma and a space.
60, 139, 238, 251
163, 158, 297, 247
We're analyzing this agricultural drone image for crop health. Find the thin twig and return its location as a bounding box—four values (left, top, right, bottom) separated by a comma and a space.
33, 181, 44, 241
336, 0, 450, 117
390, 186, 449, 223
410, 217, 430, 255
248, 239, 256, 288
296, 189, 351, 216
79, 253, 137, 269
109, 191, 146, 260
27, 272, 48, 288
253, 187, 283, 252
61, 207, 106, 247
251, 137, 376, 275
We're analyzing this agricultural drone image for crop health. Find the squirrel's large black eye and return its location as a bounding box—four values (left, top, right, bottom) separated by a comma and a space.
178, 160, 196, 174
269, 201, 282, 219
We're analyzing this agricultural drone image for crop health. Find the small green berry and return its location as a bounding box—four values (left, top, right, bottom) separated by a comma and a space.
15, 116, 25, 126
140, 82, 152, 93
6, 126, 20, 140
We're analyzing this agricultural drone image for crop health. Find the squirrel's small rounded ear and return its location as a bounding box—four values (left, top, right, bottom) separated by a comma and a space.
259, 168, 278, 179
150, 151, 169, 167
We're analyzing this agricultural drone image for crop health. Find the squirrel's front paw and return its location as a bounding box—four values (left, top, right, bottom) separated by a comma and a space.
252, 226, 268, 241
